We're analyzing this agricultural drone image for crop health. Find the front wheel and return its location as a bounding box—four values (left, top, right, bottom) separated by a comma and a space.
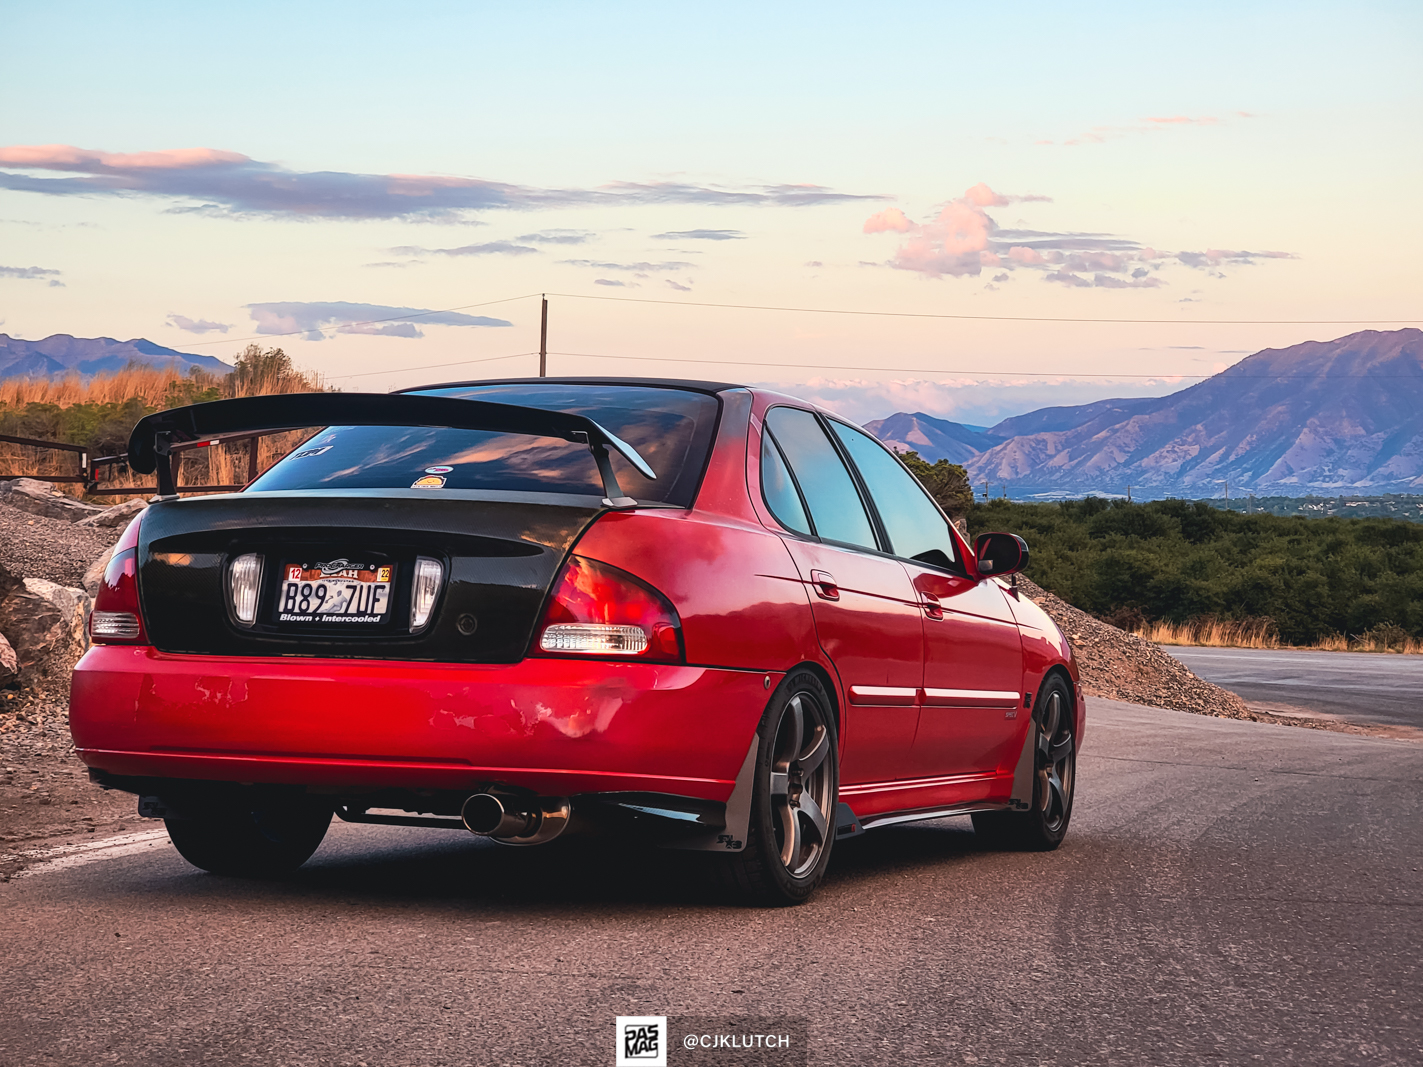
165, 802, 332, 877
717, 669, 839, 905
972, 676, 1076, 851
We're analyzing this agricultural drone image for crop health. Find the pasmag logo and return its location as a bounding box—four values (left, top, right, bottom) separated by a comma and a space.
616, 1016, 667, 1066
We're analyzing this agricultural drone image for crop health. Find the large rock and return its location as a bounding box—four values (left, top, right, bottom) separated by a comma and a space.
0, 478, 107, 523
74, 497, 147, 529
0, 632, 17, 687
82, 546, 117, 598
0, 577, 92, 671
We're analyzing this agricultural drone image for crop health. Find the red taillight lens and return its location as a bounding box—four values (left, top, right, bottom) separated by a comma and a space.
90, 547, 147, 644
535, 555, 683, 662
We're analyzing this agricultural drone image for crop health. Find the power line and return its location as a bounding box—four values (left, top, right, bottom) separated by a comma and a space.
543, 351, 1423, 380
547, 291, 1423, 326
326, 351, 537, 381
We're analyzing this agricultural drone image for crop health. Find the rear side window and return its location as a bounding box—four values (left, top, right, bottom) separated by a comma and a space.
829, 420, 957, 568
760, 432, 811, 536
764, 407, 876, 550
248, 384, 720, 506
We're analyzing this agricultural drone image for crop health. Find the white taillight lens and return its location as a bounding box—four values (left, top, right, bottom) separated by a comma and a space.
229, 553, 263, 625
91, 611, 142, 639
540, 623, 649, 654
410, 557, 443, 631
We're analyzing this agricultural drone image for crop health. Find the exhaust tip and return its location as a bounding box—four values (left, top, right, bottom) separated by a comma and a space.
462, 793, 513, 836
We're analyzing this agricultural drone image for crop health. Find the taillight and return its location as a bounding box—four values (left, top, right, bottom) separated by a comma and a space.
90, 547, 147, 644
410, 557, 444, 631
535, 555, 683, 662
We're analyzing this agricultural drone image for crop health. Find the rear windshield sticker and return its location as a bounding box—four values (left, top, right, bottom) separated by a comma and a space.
291, 445, 333, 459
411, 475, 447, 489
424, 465, 454, 474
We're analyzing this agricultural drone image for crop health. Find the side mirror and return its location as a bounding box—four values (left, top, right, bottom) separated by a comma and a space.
974, 532, 1029, 577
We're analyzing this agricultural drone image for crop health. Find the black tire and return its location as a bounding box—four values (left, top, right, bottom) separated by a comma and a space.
718, 668, 839, 905
972, 675, 1076, 851
165, 802, 332, 877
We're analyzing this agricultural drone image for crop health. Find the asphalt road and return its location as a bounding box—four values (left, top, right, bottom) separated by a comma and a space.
1166, 646, 1423, 729
2, 698, 1420, 1067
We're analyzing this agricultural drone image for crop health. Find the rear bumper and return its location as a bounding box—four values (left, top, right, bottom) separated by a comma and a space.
70, 646, 771, 802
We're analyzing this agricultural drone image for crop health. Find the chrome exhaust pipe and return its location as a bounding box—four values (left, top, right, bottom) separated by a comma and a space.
461, 793, 572, 846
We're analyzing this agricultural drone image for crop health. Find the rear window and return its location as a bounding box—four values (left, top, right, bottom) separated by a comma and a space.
247, 383, 721, 506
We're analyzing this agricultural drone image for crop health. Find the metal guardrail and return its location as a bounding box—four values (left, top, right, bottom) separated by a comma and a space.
1, 426, 306, 496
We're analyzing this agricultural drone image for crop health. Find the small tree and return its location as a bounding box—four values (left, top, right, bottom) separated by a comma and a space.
224, 344, 323, 398
896, 449, 974, 525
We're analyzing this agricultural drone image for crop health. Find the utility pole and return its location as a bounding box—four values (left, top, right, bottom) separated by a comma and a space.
1127, 485, 1132, 503
538, 294, 548, 377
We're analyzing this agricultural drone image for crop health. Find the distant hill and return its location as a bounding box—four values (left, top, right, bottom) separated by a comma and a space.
862, 411, 1001, 463
866, 329, 1423, 496
0, 334, 231, 380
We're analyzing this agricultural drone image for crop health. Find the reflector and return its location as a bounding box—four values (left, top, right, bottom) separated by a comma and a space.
410, 557, 444, 631
229, 553, 263, 625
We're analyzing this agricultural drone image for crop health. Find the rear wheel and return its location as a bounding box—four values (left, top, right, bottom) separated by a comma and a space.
972, 676, 1076, 851
718, 669, 838, 905
165, 802, 332, 877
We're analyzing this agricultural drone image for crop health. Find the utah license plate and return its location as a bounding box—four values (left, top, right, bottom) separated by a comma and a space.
277, 560, 393, 625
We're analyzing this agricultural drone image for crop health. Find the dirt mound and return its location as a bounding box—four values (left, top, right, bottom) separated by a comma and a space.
1016, 576, 1255, 720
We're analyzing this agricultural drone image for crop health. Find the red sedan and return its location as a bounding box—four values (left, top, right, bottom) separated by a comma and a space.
71, 378, 1082, 904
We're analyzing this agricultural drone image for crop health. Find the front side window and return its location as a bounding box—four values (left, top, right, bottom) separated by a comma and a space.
764, 407, 877, 550
829, 420, 957, 569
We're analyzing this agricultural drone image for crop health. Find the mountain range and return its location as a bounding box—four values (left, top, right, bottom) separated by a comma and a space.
0, 334, 231, 379
867, 329, 1423, 496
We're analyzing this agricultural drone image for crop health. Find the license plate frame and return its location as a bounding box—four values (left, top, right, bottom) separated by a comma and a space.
274, 559, 395, 627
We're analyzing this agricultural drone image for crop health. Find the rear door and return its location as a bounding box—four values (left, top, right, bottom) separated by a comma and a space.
760, 407, 924, 785
827, 421, 1024, 779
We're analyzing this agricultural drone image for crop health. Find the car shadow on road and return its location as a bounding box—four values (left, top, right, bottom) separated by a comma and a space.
258, 816, 1002, 909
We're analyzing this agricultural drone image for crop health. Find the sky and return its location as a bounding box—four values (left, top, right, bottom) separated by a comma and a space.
2, 0, 1420, 426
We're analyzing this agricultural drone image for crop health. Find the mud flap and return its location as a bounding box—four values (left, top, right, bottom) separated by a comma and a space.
663, 736, 758, 852
1008, 720, 1036, 811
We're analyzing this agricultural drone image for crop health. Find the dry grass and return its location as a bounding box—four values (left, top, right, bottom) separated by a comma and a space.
1, 349, 324, 499
1139, 617, 1422, 655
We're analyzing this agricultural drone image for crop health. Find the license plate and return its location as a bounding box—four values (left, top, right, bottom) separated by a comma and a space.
277, 561, 393, 625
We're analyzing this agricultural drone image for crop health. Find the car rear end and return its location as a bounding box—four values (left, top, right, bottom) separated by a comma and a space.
70, 380, 770, 850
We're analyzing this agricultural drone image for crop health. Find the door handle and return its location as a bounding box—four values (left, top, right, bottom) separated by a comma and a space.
921, 593, 944, 620
809, 570, 839, 600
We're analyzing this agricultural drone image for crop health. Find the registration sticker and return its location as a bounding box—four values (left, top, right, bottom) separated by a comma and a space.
424, 465, 454, 474
411, 475, 446, 489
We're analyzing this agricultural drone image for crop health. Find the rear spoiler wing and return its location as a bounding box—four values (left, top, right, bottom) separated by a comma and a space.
127, 392, 657, 505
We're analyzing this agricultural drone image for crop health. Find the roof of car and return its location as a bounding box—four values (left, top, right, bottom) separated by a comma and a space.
399, 376, 746, 396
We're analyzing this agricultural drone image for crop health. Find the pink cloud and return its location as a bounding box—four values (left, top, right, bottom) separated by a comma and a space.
1007, 246, 1045, 266
863, 207, 913, 234
0, 144, 247, 170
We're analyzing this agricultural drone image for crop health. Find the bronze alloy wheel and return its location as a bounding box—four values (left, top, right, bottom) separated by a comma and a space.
718, 668, 839, 904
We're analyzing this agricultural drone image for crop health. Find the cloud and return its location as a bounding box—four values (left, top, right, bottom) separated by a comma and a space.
1047, 112, 1251, 146
244, 301, 512, 341
167, 314, 231, 334
515, 229, 594, 244
665, 279, 692, 291
559, 259, 693, 273
389, 241, 539, 257
0, 264, 61, 281
1177, 249, 1297, 268
774, 375, 1189, 428
0, 144, 882, 220
651, 229, 745, 241
594, 279, 633, 287
865, 185, 1292, 288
